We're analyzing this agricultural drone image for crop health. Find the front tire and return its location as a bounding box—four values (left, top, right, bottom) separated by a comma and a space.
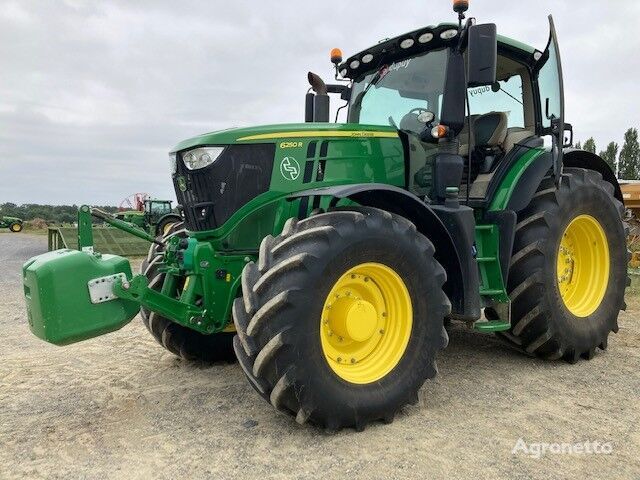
233, 208, 450, 430
505, 168, 628, 362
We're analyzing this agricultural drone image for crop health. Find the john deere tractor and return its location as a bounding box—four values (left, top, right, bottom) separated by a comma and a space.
115, 198, 181, 236
23, 1, 629, 431
1, 215, 23, 232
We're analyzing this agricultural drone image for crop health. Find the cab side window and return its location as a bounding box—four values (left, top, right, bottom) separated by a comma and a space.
467, 75, 525, 128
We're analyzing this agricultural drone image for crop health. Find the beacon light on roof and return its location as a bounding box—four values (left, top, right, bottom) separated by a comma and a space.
330, 48, 343, 65
453, 0, 469, 13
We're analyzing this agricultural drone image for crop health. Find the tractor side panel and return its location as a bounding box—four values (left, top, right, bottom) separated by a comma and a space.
268, 136, 405, 194
212, 135, 406, 252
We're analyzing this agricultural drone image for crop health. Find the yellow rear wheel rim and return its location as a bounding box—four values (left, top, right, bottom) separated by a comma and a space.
320, 262, 413, 384
556, 215, 609, 317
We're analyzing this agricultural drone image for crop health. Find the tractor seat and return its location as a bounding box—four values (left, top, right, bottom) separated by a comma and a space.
473, 112, 508, 150
461, 112, 508, 184
503, 127, 536, 153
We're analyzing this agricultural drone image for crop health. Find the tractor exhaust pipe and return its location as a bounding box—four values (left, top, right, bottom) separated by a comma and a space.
305, 72, 331, 122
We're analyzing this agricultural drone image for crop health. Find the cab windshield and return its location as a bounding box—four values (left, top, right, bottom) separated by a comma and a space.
347, 48, 448, 130
148, 202, 171, 215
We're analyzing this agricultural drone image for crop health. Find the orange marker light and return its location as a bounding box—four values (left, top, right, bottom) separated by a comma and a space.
453, 0, 469, 13
432, 124, 450, 139
330, 48, 343, 65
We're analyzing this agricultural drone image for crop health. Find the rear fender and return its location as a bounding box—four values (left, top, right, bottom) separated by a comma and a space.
563, 149, 623, 202
502, 149, 623, 213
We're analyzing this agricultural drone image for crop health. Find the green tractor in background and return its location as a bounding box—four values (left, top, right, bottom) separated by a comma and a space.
114, 193, 182, 236
23, 1, 629, 431
1, 215, 23, 232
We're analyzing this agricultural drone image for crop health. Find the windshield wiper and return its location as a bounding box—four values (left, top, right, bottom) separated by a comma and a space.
495, 85, 523, 106
351, 65, 388, 110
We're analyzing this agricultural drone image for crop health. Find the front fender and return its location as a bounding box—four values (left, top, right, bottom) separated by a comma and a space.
289, 183, 480, 320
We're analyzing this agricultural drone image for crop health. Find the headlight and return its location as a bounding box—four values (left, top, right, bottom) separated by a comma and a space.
169, 153, 177, 174
182, 146, 225, 170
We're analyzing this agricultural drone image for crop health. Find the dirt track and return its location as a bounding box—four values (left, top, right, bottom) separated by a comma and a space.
1, 232, 638, 479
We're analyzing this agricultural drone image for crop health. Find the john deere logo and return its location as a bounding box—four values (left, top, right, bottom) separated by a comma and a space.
177, 175, 187, 192
280, 157, 300, 181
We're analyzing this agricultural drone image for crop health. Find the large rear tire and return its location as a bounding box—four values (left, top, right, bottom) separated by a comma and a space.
10, 222, 22, 233
140, 222, 236, 362
233, 208, 449, 430
504, 168, 628, 362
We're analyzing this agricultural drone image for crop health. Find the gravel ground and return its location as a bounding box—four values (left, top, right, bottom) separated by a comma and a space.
1, 232, 638, 479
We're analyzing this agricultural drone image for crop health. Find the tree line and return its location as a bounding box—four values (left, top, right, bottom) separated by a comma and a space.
575, 127, 640, 180
0, 203, 118, 224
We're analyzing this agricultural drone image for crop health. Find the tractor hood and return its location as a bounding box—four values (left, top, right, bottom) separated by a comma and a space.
170, 123, 398, 152
2, 216, 22, 222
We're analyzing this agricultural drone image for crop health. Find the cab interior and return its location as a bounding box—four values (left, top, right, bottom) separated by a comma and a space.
404, 53, 542, 201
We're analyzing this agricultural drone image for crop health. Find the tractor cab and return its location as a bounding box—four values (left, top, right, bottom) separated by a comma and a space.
144, 199, 173, 223
324, 14, 566, 206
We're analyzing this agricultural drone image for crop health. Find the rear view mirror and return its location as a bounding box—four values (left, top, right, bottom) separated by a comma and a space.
467, 23, 497, 87
563, 123, 574, 148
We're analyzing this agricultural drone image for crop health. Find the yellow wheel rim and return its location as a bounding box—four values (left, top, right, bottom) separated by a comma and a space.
11, 224, 20, 232
222, 322, 236, 333
556, 215, 609, 317
163, 222, 174, 236
320, 262, 413, 384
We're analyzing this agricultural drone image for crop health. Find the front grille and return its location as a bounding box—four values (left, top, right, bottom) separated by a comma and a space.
174, 144, 275, 231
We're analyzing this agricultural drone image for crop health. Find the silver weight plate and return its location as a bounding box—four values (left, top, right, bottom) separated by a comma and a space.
87, 273, 127, 304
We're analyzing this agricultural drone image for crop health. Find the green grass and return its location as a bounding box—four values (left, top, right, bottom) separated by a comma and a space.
628, 269, 640, 296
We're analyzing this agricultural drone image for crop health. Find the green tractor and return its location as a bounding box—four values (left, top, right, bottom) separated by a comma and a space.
23, 2, 629, 431
1, 215, 23, 232
115, 197, 182, 236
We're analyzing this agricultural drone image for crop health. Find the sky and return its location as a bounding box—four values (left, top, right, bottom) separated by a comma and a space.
1, 0, 639, 205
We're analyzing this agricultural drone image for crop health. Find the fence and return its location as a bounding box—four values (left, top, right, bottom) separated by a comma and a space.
48, 227, 151, 256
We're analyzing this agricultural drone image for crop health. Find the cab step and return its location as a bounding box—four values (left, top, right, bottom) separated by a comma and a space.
473, 320, 511, 333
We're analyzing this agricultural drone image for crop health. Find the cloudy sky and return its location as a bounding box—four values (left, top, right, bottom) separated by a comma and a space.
1, 0, 638, 205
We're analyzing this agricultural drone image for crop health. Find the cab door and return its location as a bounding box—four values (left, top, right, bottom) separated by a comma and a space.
536, 15, 565, 185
